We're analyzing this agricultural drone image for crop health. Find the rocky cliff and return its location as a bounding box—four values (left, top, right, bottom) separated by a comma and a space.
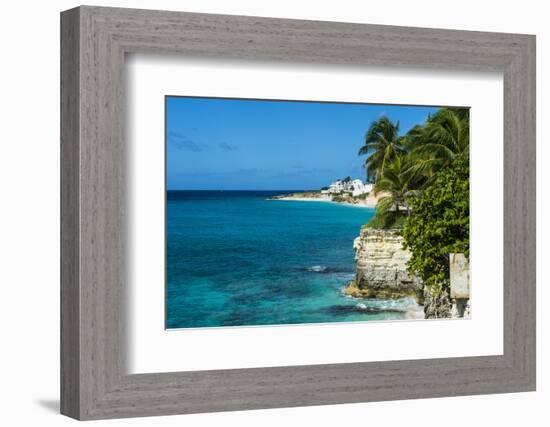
345, 228, 424, 303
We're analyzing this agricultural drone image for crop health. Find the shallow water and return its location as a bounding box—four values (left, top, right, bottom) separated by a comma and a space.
166, 190, 419, 328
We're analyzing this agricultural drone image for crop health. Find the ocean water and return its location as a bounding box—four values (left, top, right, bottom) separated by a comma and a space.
166, 190, 419, 329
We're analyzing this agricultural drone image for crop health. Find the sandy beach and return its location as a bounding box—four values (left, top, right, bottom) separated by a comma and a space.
269, 192, 382, 208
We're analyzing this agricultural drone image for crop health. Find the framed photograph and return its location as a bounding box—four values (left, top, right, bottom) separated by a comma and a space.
61, 6, 536, 420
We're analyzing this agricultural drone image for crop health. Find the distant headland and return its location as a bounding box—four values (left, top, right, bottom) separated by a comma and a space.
269, 177, 384, 208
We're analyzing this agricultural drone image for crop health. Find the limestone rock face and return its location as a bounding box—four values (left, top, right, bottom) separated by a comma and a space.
419, 253, 472, 319
422, 288, 452, 318
345, 228, 424, 303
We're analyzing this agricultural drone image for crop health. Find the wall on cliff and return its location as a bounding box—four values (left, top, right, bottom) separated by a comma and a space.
346, 228, 424, 303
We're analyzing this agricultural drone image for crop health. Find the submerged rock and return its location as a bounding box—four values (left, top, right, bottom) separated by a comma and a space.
345, 228, 424, 304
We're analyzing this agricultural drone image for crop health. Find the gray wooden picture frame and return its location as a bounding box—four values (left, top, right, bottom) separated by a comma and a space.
60, 5, 536, 421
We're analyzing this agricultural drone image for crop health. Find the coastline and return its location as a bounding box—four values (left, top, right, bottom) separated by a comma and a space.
268, 191, 382, 208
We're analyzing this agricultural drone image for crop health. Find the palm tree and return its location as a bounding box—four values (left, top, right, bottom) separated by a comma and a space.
408, 108, 469, 174
358, 117, 406, 183
373, 154, 423, 216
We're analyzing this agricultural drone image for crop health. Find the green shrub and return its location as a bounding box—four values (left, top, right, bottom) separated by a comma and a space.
365, 211, 407, 229
400, 155, 469, 291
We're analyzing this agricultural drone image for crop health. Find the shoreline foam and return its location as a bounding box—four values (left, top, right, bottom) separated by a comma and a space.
269, 192, 380, 208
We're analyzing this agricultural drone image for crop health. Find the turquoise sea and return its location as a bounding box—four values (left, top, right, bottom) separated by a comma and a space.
166, 190, 418, 329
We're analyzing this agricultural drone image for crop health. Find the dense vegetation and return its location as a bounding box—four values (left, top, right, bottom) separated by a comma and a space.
401, 155, 469, 293
358, 107, 470, 299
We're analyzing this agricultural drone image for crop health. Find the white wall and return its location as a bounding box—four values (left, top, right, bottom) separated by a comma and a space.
0, 0, 547, 425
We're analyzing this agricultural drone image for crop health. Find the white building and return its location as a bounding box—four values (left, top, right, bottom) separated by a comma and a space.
328, 180, 344, 193
350, 179, 365, 197
365, 182, 374, 193
324, 178, 373, 196
350, 179, 373, 197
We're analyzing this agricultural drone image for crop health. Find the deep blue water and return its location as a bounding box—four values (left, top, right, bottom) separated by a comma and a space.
166, 190, 417, 328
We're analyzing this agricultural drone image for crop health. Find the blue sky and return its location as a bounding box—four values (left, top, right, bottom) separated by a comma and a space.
166, 96, 439, 190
